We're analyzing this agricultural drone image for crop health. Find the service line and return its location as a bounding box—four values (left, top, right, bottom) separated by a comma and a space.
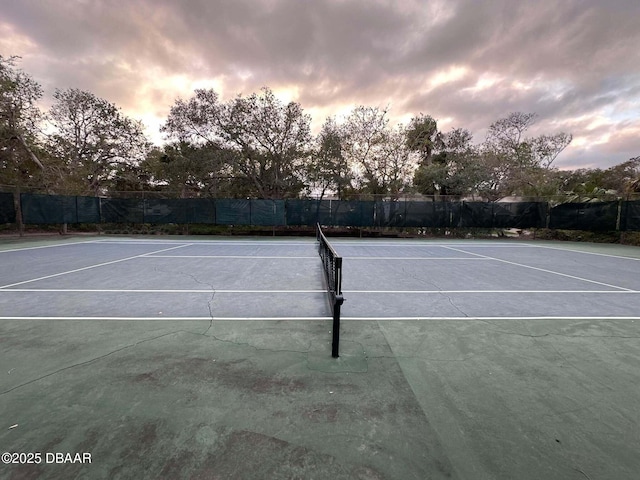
0, 244, 192, 289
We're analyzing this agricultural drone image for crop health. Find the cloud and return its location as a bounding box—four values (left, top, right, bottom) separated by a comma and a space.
1, 0, 639, 165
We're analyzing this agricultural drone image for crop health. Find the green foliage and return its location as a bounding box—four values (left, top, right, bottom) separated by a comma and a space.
340, 106, 414, 197
412, 125, 484, 198
48, 88, 149, 195
478, 112, 573, 198
0, 55, 47, 190
307, 117, 351, 199
141, 142, 244, 197
556, 158, 640, 200
405, 114, 441, 163
162, 87, 311, 199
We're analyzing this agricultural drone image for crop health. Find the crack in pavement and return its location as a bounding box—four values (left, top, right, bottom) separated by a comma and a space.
400, 265, 470, 318
152, 265, 217, 334
177, 270, 217, 336
477, 321, 640, 339
479, 320, 623, 392
203, 290, 215, 336
0, 330, 185, 396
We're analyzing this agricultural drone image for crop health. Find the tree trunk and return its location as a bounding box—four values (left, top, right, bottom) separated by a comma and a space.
16, 134, 45, 170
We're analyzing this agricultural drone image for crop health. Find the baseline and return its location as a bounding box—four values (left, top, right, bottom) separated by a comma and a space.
343, 316, 640, 320
0, 316, 331, 321
2, 315, 639, 321
342, 257, 491, 261
92, 239, 316, 246
144, 255, 317, 259
342, 289, 639, 294
0, 288, 325, 293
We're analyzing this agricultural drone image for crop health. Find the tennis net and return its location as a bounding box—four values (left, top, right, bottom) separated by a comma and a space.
316, 223, 344, 357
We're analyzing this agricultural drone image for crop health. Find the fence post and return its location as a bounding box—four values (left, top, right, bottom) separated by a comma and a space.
615, 198, 623, 231
619, 197, 629, 243
14, 187, 24, 237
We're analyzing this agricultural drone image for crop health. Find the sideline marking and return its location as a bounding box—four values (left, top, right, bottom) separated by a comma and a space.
442, 246, 634, 292
144, 255, 490, 260
144, 255, 318, 259
343, 289, 640, 294
1, 289, 638, 294
0, 289, 326, 293
342, 257, 491, 260
344, 316, 640, 320
92, 240, 316, 246
0, 316, 331, 321
1, 316, 638, 321
0, 244, 192, 289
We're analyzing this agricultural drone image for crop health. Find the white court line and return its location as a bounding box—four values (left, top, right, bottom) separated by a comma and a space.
93, 240, 316, 246
0, 316, 331, 321
0, 289, 325, 293
146, 255, 488, 260
442, 245, 634, 292
327, 241, 539, 247
144, 255, 317, 259
0, 244, 192, 289
0, 239, 99, 253
343, 257, 490, 260
1, 316, 639, 321
532, 244, 640, 261
1, 288, 637, 294
343, 290, 640, 294
343, 316, 640, 321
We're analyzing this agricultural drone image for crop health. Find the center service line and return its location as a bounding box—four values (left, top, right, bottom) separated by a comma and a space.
0, 289, 326, 293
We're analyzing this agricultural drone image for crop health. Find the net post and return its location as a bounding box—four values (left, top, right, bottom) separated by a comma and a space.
334, 256, 342, 297
332, 308, 339, 357
331, 250, 343, 357
332, 295, 343, 358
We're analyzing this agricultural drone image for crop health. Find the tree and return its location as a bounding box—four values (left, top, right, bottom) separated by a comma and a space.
405, 114, 442, 164
412, 126, 486, 198
340, 106, 414, 198
306, 117, 351, 199
49, 88, 149, 195
481, 112, 572, 197
624, 157, 640, 195
0, 56, 51, 234
162, 87, 312, 199
379, 128, 418, 197
484, 112, 538, 168
600, 157, 640, 194
558, 157, 640, 198
0, 55, 46, 187
531, 133, 574, 170
141, 142, 238, 198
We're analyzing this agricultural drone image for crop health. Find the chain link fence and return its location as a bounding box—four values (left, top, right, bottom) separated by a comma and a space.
1, 192, 638, 232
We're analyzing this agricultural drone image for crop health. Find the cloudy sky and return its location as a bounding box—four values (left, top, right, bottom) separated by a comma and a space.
2, 0, 639, 169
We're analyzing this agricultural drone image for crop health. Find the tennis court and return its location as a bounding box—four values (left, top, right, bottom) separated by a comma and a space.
1, 234, 640, 479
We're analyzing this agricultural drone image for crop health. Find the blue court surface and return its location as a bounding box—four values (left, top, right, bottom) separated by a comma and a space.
1, 235, 640, 479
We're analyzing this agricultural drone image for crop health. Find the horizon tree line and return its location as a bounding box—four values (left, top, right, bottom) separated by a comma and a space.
2, 55, 639, 202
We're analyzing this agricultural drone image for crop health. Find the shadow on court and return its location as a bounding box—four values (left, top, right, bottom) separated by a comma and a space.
1, 236, 640, 479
